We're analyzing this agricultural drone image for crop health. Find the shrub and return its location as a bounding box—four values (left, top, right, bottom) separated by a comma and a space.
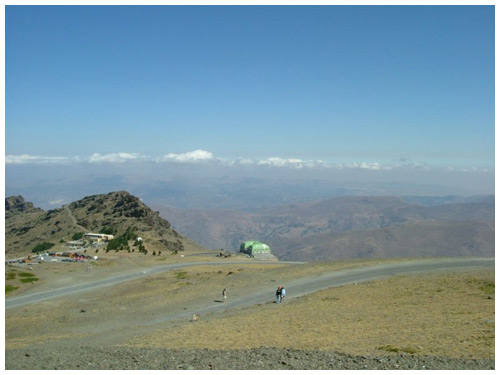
6, 285, 19, 294
106, 236, 128, 251
18, 272, 35, 278
123, 227, 138, 241
20, 277, 39, 283
31, 242, 54, 253
377, 345, 417, 354
175, 271, 188, 279
72, 232, 83, 240
100, 226, 116, 235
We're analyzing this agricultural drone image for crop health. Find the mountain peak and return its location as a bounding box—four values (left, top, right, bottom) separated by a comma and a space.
5, 195, 41, 215
5, 191, 205, 257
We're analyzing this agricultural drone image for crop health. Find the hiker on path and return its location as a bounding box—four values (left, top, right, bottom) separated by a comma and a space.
281, 287, 286, 302
222, 288, 227, 302
276, 286, 282, 303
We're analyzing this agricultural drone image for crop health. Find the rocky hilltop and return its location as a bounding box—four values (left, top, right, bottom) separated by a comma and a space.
68, 191, 172, 235
5, 195, 42, 218
5, 191, 205, 257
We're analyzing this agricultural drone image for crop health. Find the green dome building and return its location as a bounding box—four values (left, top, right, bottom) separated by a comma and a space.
240, 241, 272, 257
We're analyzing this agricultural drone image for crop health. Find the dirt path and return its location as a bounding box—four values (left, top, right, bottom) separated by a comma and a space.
64, 205, 87, 232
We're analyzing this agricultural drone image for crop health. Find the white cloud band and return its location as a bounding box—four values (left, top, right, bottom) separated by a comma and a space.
88, 152, 147, 164
4, 151, 489, 173
5, 154, 78, 165
156, 150, 215, 163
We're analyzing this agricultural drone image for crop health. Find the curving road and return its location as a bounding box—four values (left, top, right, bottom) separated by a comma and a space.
6, 258, 493, 311
5, 260, 298, 309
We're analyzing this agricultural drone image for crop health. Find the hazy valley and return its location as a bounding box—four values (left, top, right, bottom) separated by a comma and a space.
157, 195, 494, 261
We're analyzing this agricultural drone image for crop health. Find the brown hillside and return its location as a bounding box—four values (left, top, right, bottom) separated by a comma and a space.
276, 220, 495, 261
5, 191, 205, 258
157, 196, 495, 256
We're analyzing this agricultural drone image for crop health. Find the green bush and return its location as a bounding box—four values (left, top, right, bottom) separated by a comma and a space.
100, 226, 116, 235
106, 236, 128, 251
6, 272, 16, 280
6, 285, 19, 294
31, 242, 54, 253
18, 272, 35, 278
175, 271, 188, 279
20, 277, 39, 283
72, 232, 83, 240
123, 227, 138, 240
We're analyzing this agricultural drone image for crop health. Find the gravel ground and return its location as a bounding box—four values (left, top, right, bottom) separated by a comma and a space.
6, 346, 494, 370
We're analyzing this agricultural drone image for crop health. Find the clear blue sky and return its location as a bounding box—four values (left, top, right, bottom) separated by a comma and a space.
6, 5, 495, 170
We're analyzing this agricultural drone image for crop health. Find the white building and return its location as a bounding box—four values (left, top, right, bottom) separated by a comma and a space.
83, 233, 115, 242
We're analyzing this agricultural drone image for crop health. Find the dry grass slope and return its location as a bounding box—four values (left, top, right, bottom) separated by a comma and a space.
127, 269, 494, 359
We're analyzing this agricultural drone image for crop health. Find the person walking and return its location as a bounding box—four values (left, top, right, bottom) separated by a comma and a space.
222, 288, 227, 302
276, 286, 282, 303
281, 286, 286, 302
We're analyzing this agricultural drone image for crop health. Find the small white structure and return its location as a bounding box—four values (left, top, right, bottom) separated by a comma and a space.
66, 240, 84, 249
136, 237, 143, 242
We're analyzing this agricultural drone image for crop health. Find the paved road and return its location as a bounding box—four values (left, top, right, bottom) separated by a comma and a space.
5, 260, 299, 309
6, 258, 493, 311
139, 257, 495, 326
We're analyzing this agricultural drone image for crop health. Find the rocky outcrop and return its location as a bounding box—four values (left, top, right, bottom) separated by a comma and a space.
5, 196, 41, 217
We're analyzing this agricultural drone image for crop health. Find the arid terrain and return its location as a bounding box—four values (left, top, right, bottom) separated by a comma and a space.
5, 192, 495, 369
5, 253, 495, 370
158, 195, 494, 260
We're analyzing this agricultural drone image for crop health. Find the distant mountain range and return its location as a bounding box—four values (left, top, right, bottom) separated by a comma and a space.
5, 192, 205, 258
7, 174, 490, 211
6, 191, 494, 262
157, 195, 495, 261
